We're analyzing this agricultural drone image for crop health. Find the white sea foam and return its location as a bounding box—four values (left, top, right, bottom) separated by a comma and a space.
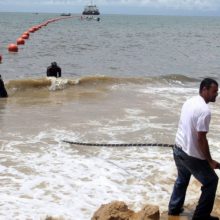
1, 82, 220, 219
48, 77, 69, 91
2, 127, 219, 220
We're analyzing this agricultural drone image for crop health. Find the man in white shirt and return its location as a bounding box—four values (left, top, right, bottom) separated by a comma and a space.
168, 78, 219, 220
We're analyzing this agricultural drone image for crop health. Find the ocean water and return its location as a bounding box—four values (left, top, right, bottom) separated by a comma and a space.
0, 12, 220, 219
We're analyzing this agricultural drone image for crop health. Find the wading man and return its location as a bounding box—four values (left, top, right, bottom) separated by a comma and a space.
47, 62, 61, 78
0, 75, 8, 98
168, 78, 219, 220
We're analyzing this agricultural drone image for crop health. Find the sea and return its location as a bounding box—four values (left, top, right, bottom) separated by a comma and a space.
0, 12, 220, 220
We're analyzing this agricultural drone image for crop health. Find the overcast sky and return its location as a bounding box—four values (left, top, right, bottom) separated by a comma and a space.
0, 0, 220, 16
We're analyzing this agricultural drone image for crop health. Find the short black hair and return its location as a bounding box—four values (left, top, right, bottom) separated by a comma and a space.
200, 78, 218, 93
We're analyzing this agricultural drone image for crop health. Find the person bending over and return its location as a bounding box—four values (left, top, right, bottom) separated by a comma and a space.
0, 75, 8, 98
47, 62, 61, 78
168, 78, 219, 220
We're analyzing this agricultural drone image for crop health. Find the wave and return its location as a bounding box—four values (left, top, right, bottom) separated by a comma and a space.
5, 74, 198, 93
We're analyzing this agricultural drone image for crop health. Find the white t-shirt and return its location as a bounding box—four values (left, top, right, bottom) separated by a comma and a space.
175, 95, 211, 160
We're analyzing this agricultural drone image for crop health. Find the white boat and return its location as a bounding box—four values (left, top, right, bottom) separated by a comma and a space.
82, 1, 100, 15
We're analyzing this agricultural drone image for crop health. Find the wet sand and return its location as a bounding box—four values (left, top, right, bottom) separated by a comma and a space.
161, 203, 219, 220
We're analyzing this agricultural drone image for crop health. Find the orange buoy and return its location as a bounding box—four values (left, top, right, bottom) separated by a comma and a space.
28, 28, 35, 33
8, 43, 18, 52
17, 38, 25, 45
21, 34, 29, 40
0, 54, 2, 63
32, 26, 39, 31
32, 27, 37, 31
23, 31, 30, 36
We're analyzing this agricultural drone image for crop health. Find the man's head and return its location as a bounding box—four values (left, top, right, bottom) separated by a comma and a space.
51, 62, 57, 67
200, 78, 218, 103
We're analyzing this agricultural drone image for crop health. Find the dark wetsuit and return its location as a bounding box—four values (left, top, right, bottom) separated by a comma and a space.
0, 78, 8, 98
47, 65, 61, 78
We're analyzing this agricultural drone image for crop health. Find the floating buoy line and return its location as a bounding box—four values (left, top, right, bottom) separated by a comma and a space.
1, 15, 78, 63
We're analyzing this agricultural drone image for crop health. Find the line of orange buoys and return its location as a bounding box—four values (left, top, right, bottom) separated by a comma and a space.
1, 15, 76, 63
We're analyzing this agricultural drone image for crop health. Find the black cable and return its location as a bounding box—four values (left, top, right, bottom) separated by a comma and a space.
62, 140, 174, 147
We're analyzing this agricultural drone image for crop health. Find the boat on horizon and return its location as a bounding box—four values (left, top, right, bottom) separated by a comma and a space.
82, 1, 100, 15
60, 13, 71, 16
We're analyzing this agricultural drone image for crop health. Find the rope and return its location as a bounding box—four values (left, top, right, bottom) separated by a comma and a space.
62, 140, 174, 147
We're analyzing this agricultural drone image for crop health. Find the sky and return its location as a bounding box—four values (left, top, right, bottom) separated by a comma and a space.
0, 0, 220, 16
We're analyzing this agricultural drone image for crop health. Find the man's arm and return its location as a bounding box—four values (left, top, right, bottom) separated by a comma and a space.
47, 67, 50, 77
198, 132, 219, 169
58, 67, 61, 77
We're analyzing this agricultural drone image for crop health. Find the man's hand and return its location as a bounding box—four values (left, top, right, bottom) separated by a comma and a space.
209, 160, 220, 169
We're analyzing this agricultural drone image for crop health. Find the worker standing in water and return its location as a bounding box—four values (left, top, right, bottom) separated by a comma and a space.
0, 75, 8, 98
47, 62, 62, 78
